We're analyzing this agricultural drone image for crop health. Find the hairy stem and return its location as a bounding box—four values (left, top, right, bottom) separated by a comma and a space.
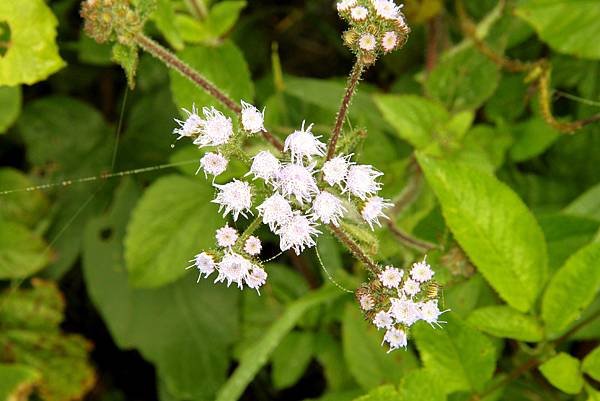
325, 60, 364, 161
328, 224, 380, 275
387, 221, 438, 252
238, 216, 262, 244
135, 33, 284, 150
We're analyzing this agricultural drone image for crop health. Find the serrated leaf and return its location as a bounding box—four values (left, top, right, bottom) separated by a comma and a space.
0, 168, 49, 227
124, 174, 222, 288
467, 305, 544, 342
169, 41, 253, 115
539, 353, 584, 394
112, 43, 139, 89
342, 305, 418, 390
271, 331, 315, 389
0, 86, 21, 133
413, 315, 496, 394
0, 364, 40, 401
515, 0, 600, 59
0, 0, 65, 85
417, 153, 548, 312
542, 242, 600, 337
583, 346, 600, 382
0, 220, 50, 279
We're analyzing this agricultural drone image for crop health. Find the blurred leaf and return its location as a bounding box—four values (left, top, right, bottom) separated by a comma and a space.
583, 346, 600, 382
564, 183, 600, 221
413, 315, 496, 394
112, 43, 139, 89
175, 1, 246, 44
0, 0, 65, 85
152, 0, 184, 50
515, 0, 600, 59
342, 305, 418, 390
83, 179, 239, 400
315, 332, 357, 392
417, 154, 548, 312
0, 220, 50, 279
509, 118, 559, 162
0, 168, 49, 227
542, 242, 600, 337
538, 352, 583, 394
0, 364, 40, 401
0, 280, 95, 401
484, 74, 527, 122
397, 369, 445, 401
425, 47, 500, 112
169, 41, 253, 115
462, 125, 512, 170
444, 274, 487, 318
467, 305, 544, 342
77, 34, 112, 65
0, 86, 21, 133
272, 331, 315, 389
353, 385, 399, 401
215, 286, 342, 401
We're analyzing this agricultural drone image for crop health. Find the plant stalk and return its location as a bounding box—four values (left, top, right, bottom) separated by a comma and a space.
328, 224, 380, 275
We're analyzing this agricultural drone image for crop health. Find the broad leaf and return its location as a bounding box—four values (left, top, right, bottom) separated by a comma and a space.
583, 346, 600, 382
353, 385, 399, 401
0, 86, 21, 133
417, 153, 548, 312
467, 305, 544, 342
272, 331, 315, 389
539, 353, 584, 394
0, 220, 50, 279
397, 369, 445, 401
124, 174, 222, 288
509, 118, 559, 162
0, 0, 65, 85
542, 242, 600, 337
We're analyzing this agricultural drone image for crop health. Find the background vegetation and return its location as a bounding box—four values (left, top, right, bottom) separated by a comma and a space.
0, 0, 599, 401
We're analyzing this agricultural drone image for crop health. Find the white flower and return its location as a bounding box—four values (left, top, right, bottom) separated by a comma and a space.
345, 164, 383, 200
390, 297, 421, 326
215, 224, 239, 248
373, 311, 394, 329
283, 121, 326, 163
410, 258, 434, 282
310, 191, 346, 226
277, 212, 321, 255
275, 162, 318, 206
378, 266, 403, 288
381, 31, 398, 52
244, 236, 262, 256
361, 196, 392, 230
350, 6, 368, 20
419, 300, 447, 328
372, 0, 403, 19
257, 193, 293, 231
241, 100, 265, 134
192, 106, 233, 147
187, 252, 215, 281
403, 278, 420, 297
248, 150, 280, 182
198, 152, 228, 177
213, 179, 253, 221
359, 33, 377, 51
322, 154, 353, 188
359, 294, 375, 311
245, 265, 268, 294
382, 327, 408, 352
173, 106, 202, 139
215, 252, 252, 289
337, 0, 356, 12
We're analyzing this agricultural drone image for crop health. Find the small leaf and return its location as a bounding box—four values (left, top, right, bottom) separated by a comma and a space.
0, 0, 65, 85
0, 364, 40, 401
271, 331, 315, 389
467, 305, 544, 342
565, 182, 600, 221
152, 0, 184, 50
112, 43, 139, 89
0, 86, 21, 133
417, 153, 548, 312
539, 353, 584, 394
206, 1, 247, 38
124, 175, 222, 288
0, 168, 49, 227
583, 346, 600, 382
0, 220, 50, 279
509, 118, 559, 162
542, 242, 600, 337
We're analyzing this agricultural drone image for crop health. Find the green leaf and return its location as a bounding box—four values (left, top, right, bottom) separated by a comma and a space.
169, 41, 253, 115
397, 369, 445, 401
215, 286, 342, 401
515, 0, 600, 59
0, 0, 65, 85
425, 47, 500, 112
83, 179, 239, 400
0, 168, 49, 227
413, 315, 496, 394
124, 174, 221, 288
374, 95, 449, 149
417, 153, 548, 312
0, 86, 21, 133
342, 305, 418, 390
539, 353, 584, 394
353, 385, 399, 401
0, 220, 50, 279
484, 74, 527, 123
583, 346, 600, 382
565, 183, 600, 221
112, 43, 139, 89
0, 364, 40, 401
509, 118, 559, 162
152, 0, 184, 50
205, 1, 247, 38
467, 305, 544, 342
542, 242, 600, 337
272, 331, 315, 389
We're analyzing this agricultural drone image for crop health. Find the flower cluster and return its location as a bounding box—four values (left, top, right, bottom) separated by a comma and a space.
187, 224, 267, 293
336, 0, 410, 64
356, 257, 447, 352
